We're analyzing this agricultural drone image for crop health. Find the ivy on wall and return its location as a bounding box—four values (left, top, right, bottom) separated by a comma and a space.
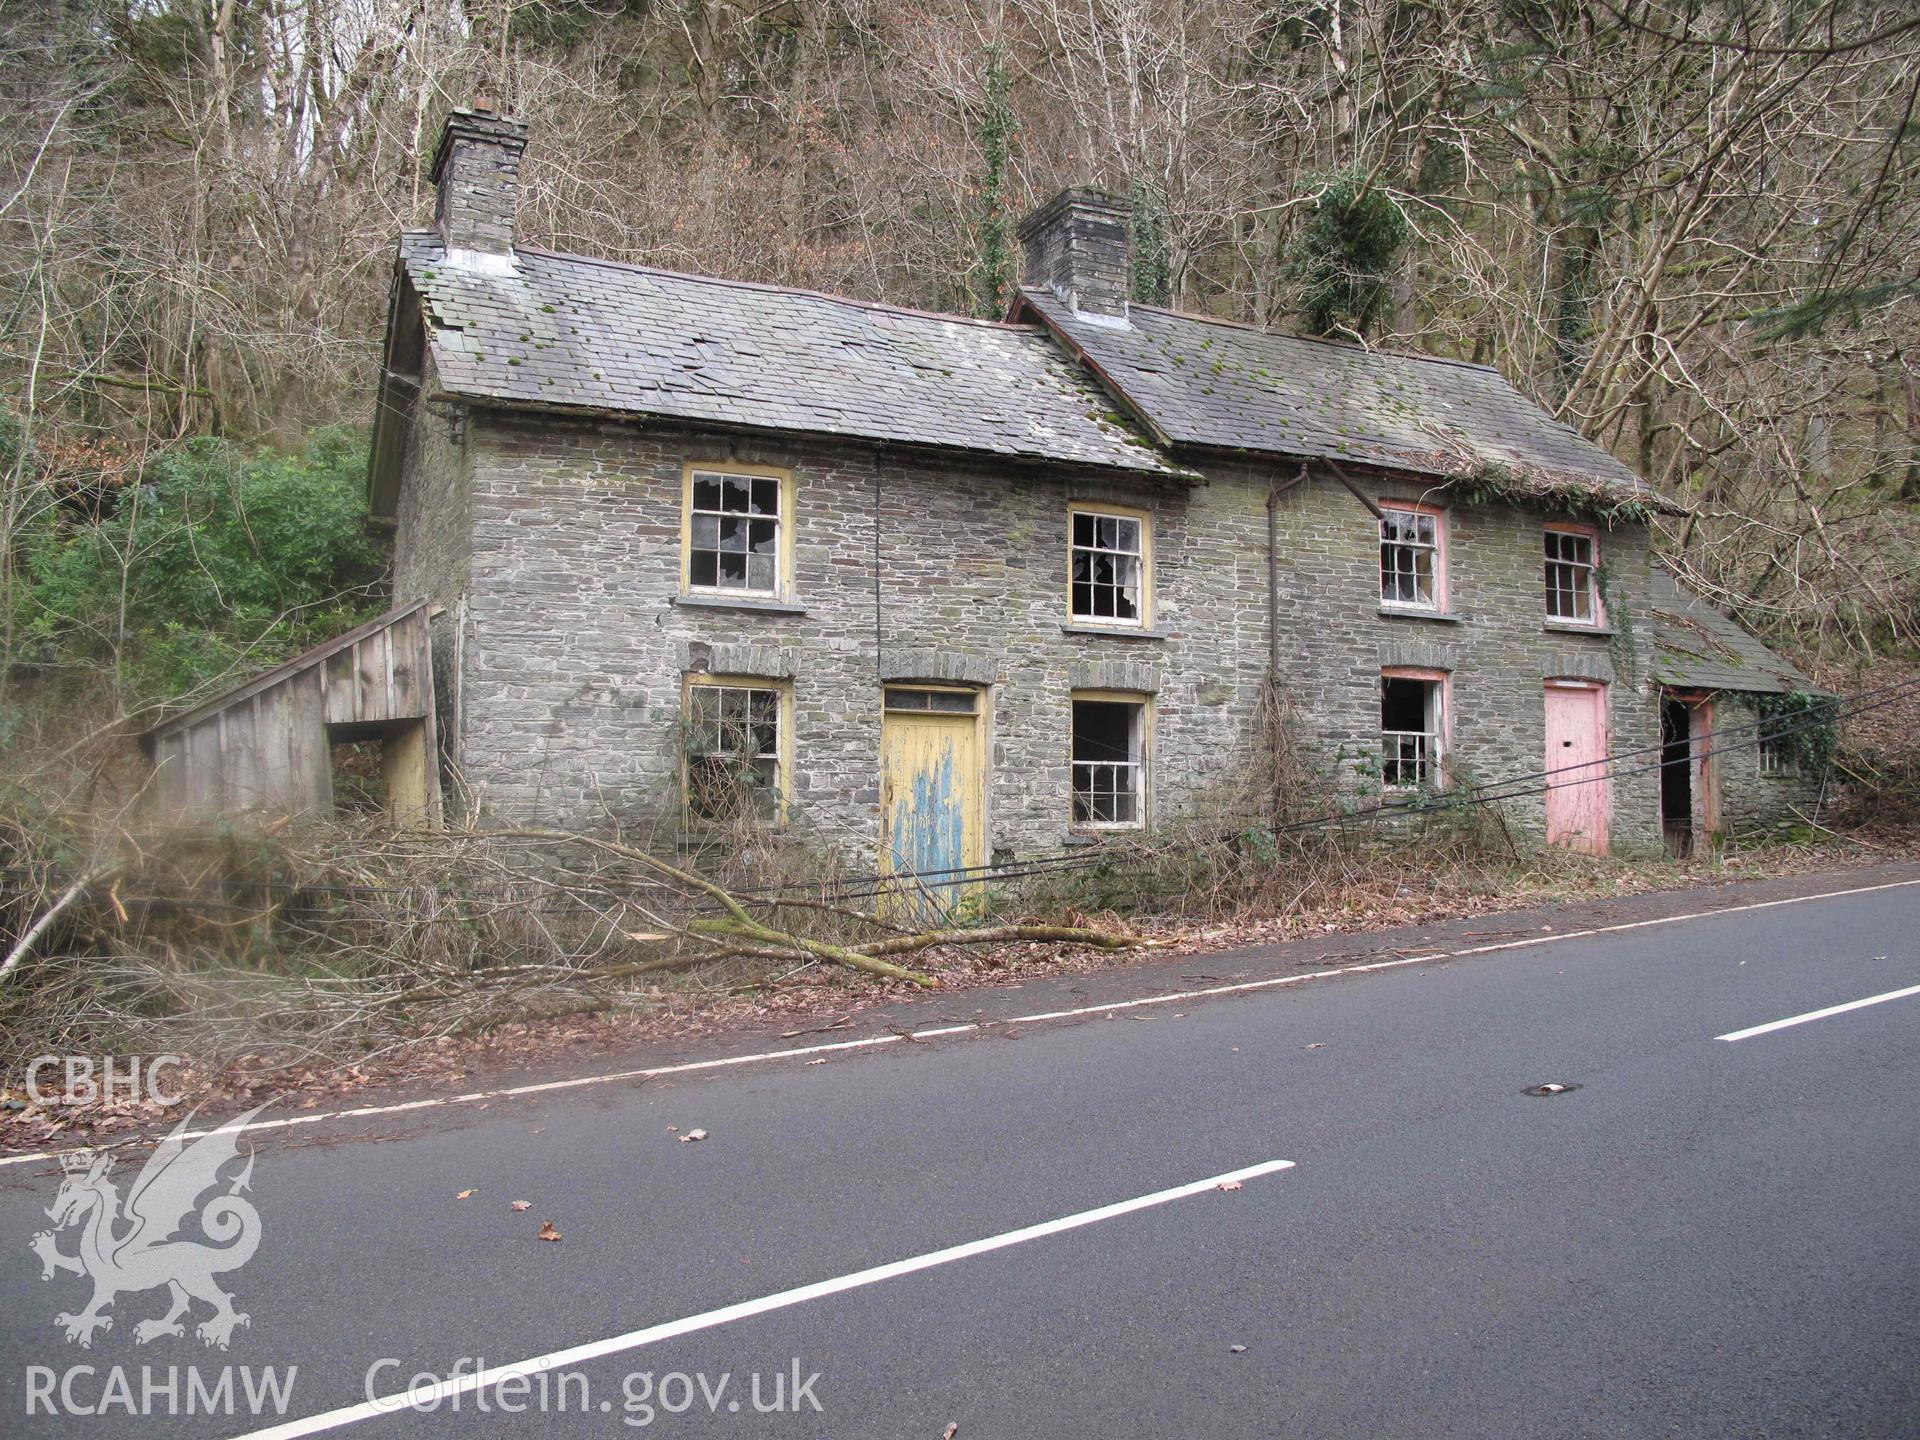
1749, 689, 1840, 773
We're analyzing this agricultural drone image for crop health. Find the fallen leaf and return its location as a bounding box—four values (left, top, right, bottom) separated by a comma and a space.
1218, 1180, 1243, 1192
537, 1221, 563, 1242
680, 1128, 708, 1143
456, 1189, 474, 1200
511, 1201, 532, 1212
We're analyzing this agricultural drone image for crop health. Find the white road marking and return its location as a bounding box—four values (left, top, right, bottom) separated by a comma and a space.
1716, 981, 1920, 1042
226, 1156, 1295, 1440
5, 873, 1917, 1170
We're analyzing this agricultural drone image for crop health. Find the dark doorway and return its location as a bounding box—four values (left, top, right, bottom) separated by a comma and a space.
1660, 697, 1692, 856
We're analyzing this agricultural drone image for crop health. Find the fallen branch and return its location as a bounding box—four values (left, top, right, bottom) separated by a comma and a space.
853, 924, 1145, 959
1, 865, 118, 984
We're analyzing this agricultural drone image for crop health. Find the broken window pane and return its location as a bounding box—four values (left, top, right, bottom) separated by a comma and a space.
1380, 509, 1439, 608
885, 688, 978, 713
1544, 530, 1596, 621
1070, 509, 1145, 625
1072, 697, 1145, 826
1381, 676, 1443, 788
686, 683, 782, 820
689, 470, 782, 594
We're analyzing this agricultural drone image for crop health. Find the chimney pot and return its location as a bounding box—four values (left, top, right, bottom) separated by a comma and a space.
430, 107, 528, 256
1018, 188, 1133, 321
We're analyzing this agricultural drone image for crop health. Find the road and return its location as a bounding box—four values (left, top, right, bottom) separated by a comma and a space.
3, 867, 1919, 1438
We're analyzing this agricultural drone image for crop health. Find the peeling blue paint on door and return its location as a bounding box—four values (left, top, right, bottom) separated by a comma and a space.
889, 739, 964, 918
879, 718, 983, 929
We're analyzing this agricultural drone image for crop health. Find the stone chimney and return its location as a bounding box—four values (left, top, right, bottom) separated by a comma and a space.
430, 101, 527, 256
1017, 188, 1133, 322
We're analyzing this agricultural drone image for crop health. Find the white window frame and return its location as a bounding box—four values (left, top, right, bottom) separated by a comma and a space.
1380, 506, 1443, 612
1068, 504, 1151, 629
1380, 672, 1447, 790
1544, 526, 1601, 625
1070, 691, 1149, 829
1758, 732, 1800, 778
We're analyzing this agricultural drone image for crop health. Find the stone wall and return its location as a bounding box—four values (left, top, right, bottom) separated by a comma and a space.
1713, 695, 1829, 838
391, 351, 474, 807
1253, 459, 1665, 854
398, 409, 1675, 860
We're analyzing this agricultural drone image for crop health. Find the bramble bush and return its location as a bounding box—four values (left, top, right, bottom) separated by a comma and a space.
9, 425, 385, 707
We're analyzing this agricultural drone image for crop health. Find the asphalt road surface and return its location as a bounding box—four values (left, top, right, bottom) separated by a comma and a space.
4, 868, 1919, 1438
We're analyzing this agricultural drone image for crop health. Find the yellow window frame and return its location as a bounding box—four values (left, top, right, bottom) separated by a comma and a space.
681, 461, 796, 600
681, 673, 793, 824
1069, 688, 1153, 829
1067, 501, 1153, 628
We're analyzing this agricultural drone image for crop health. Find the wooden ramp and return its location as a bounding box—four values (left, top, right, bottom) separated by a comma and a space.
141, 601, 442, 828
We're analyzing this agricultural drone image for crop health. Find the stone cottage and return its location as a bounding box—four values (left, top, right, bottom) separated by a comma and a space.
355, 105, 1822, 899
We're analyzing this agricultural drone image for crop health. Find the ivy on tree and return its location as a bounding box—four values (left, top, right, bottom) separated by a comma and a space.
1285, 173, 1409, 339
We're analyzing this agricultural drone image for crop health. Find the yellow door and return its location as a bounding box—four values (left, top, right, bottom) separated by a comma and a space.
879, 688, 985, 923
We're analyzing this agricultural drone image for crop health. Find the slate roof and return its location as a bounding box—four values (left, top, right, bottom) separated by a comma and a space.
392, 234, 1184, 479
1649, 565, 1816, 695
1018, 291, 1672, 510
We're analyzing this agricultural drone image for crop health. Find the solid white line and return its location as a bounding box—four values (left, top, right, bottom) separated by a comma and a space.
226, 1156, 1294, 1440
1716, 981, 1920, 1042
6, 873, 1918, 1170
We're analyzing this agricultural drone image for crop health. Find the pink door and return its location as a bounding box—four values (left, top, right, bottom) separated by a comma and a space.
1545, 682, 1610, 854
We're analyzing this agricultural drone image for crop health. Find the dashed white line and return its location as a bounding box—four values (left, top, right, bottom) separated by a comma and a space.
1717, 981, 1920, 1042
225, 1156, 1295, 1440
5, 873, 1917, 1170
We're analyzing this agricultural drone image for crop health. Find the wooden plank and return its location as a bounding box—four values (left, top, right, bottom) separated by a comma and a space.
356, 626, 392, 724
143, 600, 431, 742
389, 610, 423, 717
322, 649, 358, 727
151, 732, 188, 811
417, 627, 445, 829
254, 681, 295, 816
289, 670, 332, 813
221, 701, 259, 812
186, 719, 223, 815
384, 720, 433, 829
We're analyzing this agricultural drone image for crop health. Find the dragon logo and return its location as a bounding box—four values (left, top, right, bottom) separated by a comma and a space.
29, 1105, 268, 1349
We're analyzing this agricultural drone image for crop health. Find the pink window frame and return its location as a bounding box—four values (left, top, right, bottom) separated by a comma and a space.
1379, 500, 1449, 613
1381, 665, 1452, 788
1544, 521, 1606, 627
